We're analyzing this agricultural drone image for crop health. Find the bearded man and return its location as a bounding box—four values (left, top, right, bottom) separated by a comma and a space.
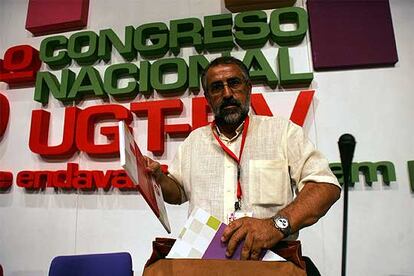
145, 56, 341, 260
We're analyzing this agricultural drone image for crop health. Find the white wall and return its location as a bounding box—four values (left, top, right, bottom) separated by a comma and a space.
0, 0, 413, 275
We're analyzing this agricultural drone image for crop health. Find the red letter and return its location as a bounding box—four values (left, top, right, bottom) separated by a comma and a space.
0, 93, 10, 138
0, 171, 13, 191
52, 170, 68, 189
92, 170, 112, 190
65, 163, 79, 190
250, 91, 315, 127
290, 90, 314, 127
72, 171, 93, 191
51, 164, 79, 190
76, 104, 133, 157
33, 171, 52, 190
191, 97, 210, 130
251, 93, 273, 116
17, 171, 34, 189
111, 170, 135, 190
131, 99, 191, 155
29, 107, 80, 158
0, 45, 41, 85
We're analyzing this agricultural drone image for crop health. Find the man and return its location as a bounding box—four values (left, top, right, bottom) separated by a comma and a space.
145, 56, 341, 260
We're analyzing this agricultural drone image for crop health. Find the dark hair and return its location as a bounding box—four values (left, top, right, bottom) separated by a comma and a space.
201, 56, 250, 94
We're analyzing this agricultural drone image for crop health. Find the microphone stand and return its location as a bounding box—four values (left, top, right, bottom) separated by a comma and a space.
338, 134, 356, 276
341, 165, 350, 276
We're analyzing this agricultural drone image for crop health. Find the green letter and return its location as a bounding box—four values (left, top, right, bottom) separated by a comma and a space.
139, 60, 152, 95
39, 35, 71, 69
243, 49, 278, 88
188, 54, 209, 92
204, 14, 234, 52
278, 47, 313, 86
34, 70, 75, 104
234, 10, 270, 49
408, 161, 414, 193
352, 161, 396, 186
330, 163, 350, 187
135, 23, 169, 59
150, 58, 188, 94
104, 63, 139, 99
270, 7, 308, 46
170, 18, 203, 55
98, 26, 136, 62
67, 66, 105, 100
68, 31, 99, 65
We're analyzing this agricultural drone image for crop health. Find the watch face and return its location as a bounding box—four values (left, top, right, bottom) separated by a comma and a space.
276, 217, 289, 229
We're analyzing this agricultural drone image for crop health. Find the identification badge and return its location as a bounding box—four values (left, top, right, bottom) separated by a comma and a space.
227, 210, 253, 224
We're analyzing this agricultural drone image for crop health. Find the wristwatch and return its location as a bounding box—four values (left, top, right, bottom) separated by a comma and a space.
272, 215, 291, 238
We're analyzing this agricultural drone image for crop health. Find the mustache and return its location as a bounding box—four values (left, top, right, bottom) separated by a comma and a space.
219, 98, 241, 110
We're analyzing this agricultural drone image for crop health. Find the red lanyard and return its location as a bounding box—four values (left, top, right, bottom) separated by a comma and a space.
211, 116, 250, 211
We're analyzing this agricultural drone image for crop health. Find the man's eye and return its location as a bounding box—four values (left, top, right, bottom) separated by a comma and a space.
210, 83, 223, 92
228, 78, 242, 88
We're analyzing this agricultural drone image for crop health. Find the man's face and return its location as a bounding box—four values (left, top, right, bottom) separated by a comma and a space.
205, 63, 251, 125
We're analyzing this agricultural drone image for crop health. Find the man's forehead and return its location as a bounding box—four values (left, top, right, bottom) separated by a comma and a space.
206, 64, 244, 82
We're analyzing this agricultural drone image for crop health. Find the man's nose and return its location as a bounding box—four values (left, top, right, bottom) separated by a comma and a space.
222, 83, 233, 98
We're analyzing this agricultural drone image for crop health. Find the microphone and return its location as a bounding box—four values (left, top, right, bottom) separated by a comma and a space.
338, 133, 356, 276
338, 134, 356, 185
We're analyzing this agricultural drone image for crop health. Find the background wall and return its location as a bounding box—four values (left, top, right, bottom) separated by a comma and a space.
0, 0, 413, 275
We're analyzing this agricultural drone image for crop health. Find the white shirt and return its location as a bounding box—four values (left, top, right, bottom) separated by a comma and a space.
168, 115, 340, 225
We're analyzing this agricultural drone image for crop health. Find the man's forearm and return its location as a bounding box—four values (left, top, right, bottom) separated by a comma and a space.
154, 172, 183, 205
278, 182, 341, 234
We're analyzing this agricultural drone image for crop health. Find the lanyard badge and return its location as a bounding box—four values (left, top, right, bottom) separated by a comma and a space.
211, 116, 252, 222
227, 210, 253, 223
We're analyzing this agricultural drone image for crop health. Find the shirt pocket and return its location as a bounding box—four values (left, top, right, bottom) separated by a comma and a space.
249, 159, 289, 205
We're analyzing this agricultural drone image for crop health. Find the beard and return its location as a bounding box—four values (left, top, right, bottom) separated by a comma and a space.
213, 96, 250, 126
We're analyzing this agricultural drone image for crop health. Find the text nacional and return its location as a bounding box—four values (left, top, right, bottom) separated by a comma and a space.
34, 7, 313, 104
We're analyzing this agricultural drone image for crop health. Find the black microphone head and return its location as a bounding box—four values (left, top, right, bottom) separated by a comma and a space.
338, 134, 356, 185
338, 134, 356, 145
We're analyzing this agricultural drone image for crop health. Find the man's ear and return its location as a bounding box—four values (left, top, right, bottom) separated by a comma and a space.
203, 90, 212, 104
205, 95, 214, 110
246, 80, 252, 93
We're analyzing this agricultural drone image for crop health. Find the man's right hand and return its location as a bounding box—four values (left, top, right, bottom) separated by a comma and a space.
144, 156, 163, 179
142, 156, 182, 205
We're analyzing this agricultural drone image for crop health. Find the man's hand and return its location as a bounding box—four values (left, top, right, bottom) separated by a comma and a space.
143, 156, 163, 179
221, 217, 284, 260
142, 156, 182, 204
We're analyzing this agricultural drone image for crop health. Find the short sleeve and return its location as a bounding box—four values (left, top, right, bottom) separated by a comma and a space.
286, 122, 340, 191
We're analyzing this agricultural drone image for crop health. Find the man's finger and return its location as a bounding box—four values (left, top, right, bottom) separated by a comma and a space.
250, 241, 262, 260
221, 220, 242, 242
144, 157, 161, 175
240, 233, 254, 260
225, 227, 247, 257
144, 156, 151, 167
250, 251, 261, 260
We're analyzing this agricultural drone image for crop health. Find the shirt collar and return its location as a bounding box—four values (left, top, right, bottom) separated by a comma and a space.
215, 119, 245, 143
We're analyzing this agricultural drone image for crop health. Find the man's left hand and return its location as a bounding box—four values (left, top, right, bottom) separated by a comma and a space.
221, 217, 284, 260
